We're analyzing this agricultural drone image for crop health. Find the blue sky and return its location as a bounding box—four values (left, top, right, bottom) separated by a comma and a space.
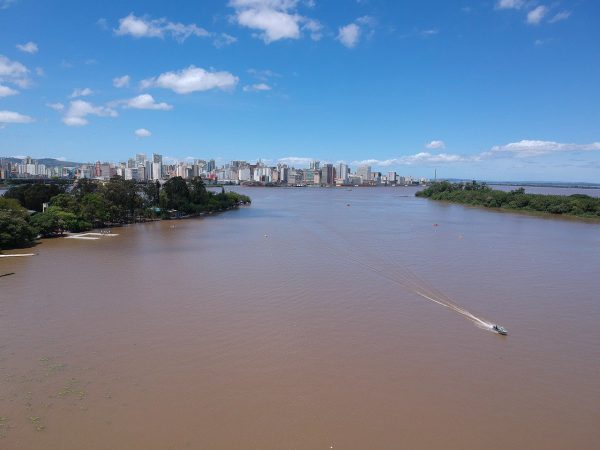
1, 0, 599, 181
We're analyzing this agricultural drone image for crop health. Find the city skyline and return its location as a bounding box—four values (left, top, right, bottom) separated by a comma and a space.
1, 1, 600, 182
1, 153, 428, 186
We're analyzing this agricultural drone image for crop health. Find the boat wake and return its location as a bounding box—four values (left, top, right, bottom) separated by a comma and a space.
304, 220, 501, 334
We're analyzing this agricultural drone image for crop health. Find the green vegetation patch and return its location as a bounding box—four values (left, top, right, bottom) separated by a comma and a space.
416, 181, 600, 219
0, 176, 251, 249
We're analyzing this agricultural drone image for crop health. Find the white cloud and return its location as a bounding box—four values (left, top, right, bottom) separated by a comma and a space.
213, 33, 238, 48
47, 102, 65, 111
70, 87, 94, 98
354, 152, 466, 167
337, 23, 361, 48
0, 55, 30, 88
229, 0, 321, 43
113, 75, 130, 88
115, 13, 210, 42
140, 66, 238, 94
135, 128, 151, 138
0, 84, 18, 97
62, 100, 117, 127
420, 29, 439, 37
426, 140, 446, 149
122, 94, 172, 110
484, 140, 600, 158
526, 5, 548, 25
549, 10, 571, 24
278, 156, 315, 166
0, 110, 34, 124
248, 68, 280, 81
243, 83, 272, 92
495, 0, 525, 9
35, 67, 44, 76
302, 18, 322, 41
16, 42, 38, 54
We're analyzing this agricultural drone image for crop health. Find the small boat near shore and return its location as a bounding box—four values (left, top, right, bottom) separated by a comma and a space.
492, 324, 508, 335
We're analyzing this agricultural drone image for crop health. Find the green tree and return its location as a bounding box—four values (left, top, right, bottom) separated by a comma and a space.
162, 176, 191, 211
189, 176, 209, 206
0, 211, 37, 249
101, 177, 143, 221
4, 184, 64, 211
30, 207, 91, 237
71, 178, 99, 199
49, 193, 78, 212
79, 193, 113, 225
0, 199, 37, 249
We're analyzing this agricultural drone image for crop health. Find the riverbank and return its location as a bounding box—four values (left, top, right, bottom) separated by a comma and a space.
0, 177, 251, 250
416, 181, 600, 221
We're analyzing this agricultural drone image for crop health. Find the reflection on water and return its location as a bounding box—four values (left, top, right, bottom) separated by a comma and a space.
1, 187, 599, 449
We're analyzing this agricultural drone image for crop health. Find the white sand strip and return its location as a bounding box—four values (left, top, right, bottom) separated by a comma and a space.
0, 253, 35, 258
65, 236, 99, 240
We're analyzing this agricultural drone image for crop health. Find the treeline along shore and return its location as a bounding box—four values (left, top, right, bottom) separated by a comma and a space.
0, 176, 250, 250
416, 181, 600, 220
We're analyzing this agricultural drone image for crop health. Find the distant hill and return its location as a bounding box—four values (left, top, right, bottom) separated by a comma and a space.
0, 157, 83, 167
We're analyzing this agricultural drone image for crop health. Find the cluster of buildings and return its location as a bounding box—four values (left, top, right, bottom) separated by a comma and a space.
1, 154, 429, 187
0, 156, 76, 179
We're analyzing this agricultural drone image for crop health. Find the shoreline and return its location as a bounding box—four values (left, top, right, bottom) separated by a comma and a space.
0, 203, 249, 254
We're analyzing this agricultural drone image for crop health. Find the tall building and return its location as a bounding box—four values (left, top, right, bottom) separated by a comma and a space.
338, 163, 349, 184
152, 153, 163, 180
207, 159, 216, 172
356, 165, 371, 184
136, 153, 147, 166
320, 164, 334, 185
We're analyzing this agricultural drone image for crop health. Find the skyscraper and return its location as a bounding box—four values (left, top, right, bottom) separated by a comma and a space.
357, 165, 371, 184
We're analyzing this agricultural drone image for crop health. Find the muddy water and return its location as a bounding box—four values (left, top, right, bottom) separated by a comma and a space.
1, 187, 599, 449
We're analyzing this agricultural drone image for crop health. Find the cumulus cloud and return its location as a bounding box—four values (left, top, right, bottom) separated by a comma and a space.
135, 128, 151, 138
0, 110, 34, 124
0, 84, 18, 97
70, 87, 94, 98
113, 75, 130, 88
243, 83, 272, 92
337, 23, 361, 48
426, 140, 445, 149
484, 140, 600, 158
62, 100, 117, 127
0, 55, 30, 88
229, 0, 322, 43
121, 94, 172, 110
526, 5, 548, 25
115, 13, 210, 42
549, 10, 571, 23
140, 66, 238, 94
16, 42, 38, 54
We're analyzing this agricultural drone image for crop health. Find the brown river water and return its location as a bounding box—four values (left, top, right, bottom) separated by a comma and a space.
1, 187, 599, 449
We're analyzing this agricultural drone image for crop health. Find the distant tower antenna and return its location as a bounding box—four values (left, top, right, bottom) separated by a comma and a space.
434, 168, 437, 181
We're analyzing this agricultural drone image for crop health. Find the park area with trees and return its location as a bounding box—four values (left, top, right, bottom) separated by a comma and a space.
0, 177, 250, 250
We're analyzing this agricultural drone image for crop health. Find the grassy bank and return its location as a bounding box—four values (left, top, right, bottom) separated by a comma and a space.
416, 181, 600, 221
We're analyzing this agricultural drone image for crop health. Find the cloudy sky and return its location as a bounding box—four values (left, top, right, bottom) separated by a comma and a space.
1, 0, 599, 181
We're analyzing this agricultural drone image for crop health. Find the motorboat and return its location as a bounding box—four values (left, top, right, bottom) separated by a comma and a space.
492, 324, 508, 335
